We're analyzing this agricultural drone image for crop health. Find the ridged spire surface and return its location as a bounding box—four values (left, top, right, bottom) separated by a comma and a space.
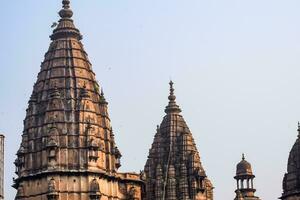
14, 1, 143, 199
144, 82, 214, 200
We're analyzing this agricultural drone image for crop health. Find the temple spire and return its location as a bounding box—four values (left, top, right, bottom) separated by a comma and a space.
14, 0, 144, 199
164, 81, 181, 114
145, 82, 213, 200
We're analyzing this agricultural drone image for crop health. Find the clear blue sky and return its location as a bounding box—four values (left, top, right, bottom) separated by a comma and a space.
1, 0, 300, 199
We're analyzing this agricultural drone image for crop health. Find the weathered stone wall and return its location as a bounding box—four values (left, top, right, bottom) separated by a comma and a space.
16, 173, 142, 200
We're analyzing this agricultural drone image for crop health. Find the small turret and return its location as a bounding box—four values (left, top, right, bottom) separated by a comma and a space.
99, 89, 110, 119
234, 154, 260, 200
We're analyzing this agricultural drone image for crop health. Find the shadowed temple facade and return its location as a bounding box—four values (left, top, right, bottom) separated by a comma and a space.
9, 0, 300, 200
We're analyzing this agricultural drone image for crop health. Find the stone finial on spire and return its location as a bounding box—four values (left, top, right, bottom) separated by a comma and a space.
164, 81, 182, 114
169, 81, 176, 101
51, 0, 82, 40
62, 0, 70, 9
59, 0, 73, 18
242, 153, 245, 160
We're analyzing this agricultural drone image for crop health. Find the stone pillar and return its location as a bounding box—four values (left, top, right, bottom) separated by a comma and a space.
0, 134, 4, 200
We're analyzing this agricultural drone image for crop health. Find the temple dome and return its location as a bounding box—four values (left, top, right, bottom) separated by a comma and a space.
234, 154, 260, 200
236, 154, 253, 176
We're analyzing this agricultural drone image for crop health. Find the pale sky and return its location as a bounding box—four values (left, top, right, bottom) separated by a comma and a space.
1, 0, 300, 199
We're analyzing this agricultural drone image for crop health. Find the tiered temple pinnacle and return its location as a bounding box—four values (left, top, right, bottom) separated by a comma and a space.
51, 0, 82, 41
13, 0, 142, 199
12, 1, 300, 200
165, 81, 182, 114
144, 81, 213, 200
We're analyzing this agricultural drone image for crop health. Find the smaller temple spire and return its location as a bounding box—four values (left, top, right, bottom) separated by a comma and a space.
164, 81, 181, 114
99, 88, 108, 105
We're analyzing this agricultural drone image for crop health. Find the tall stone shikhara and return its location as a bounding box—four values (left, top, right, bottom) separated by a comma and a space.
13, 1, 143, 199
144, 81, 214, 200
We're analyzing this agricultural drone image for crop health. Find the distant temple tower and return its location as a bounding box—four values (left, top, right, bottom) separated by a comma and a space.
234, 154, 260, 200
0, 134, 4, 200
280, 123, 300, 200
13, 1, 143, 199
143, 81, 214, 200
